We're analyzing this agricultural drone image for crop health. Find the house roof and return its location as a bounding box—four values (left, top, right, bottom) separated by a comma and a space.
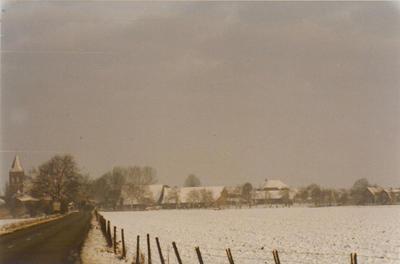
162, 186, 226, 204
12, 192, 38, 202
366, 187, 384, 195
10, 154, 24, 173
261, 180, 290, 190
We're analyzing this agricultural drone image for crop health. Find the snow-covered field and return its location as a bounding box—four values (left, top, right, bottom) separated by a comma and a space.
98, 206, 400, 264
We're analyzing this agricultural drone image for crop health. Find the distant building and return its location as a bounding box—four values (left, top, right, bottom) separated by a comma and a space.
255, 179, 291, 206
361, 187, 396, 205
9, 154, 25, 194
261, 179, 290, 191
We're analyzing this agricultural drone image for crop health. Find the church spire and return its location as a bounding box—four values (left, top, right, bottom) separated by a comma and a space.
9, 154, 25, 193
10, 154, 24, 172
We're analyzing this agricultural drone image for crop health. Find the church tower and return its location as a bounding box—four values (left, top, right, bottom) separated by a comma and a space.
9, 154, 25, 194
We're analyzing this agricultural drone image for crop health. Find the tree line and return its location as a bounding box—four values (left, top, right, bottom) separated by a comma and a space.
2, 154, 390, 217
3, 154, 158, 217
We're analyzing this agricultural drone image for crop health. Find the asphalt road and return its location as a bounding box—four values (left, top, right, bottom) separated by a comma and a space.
0, 212, 92, 264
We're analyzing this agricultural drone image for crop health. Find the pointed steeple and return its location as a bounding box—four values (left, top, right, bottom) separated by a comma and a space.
10, 154, 24, 172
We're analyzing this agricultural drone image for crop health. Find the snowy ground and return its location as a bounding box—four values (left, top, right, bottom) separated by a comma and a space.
0, 218, 28, 226
0, 214, 64, 234
88, 206, 400, 264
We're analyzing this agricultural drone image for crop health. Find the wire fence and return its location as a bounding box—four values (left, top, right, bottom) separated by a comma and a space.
94, 210, 400, 264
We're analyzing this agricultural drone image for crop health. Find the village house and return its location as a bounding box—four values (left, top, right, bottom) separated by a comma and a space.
254, 179, 291, 206
226, 187, 242, 208
362, 187, 381, 205
390, 188, 400, 204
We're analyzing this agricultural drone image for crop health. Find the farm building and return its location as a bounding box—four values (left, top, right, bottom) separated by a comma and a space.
226, 187, 242, 207
362, 187, 383, 204
161, 186, 228, 209
254, 179, 291, 206
261, 179, 290, 191
390, 188, 400, 204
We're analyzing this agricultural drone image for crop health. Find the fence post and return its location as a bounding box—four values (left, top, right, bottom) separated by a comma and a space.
226, 249, 231, 263
121, 229, 126, 258
226, 248, 234, 264
147, 234, 152, 264
351, 253, 357, 264
155, 237, 165, 264
228, 248, 234, 264
107, 221, 112, 247
172, 242, 182, 264
135, 235, 140, 264
273, 250, 281, 264
195, 246, 204, 264
113, 226, 117, 253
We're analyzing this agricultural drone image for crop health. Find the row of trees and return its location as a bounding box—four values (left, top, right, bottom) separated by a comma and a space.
293, 178, 374, 206
2, 154, 385, 217
3, 155, 160, 216
90, 166, 158, 210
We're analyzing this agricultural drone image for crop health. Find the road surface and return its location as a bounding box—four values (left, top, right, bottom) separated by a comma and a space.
0, 212, 92, 264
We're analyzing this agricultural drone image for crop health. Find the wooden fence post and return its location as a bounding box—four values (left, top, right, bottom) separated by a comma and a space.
195, 246, 204, 264
172, 242, 182, 264
107, 221, 112, 247
273, 250, 281, 264
147, 234, 152, 264
228, 248, 234, 264
113, 226, 117, 253
351, 253, 357, 264
121, 228, 126, 258
226, 249, 231, 263
135, 235, 140, 264
155, 237, 165, 264
226, 248, 234, 264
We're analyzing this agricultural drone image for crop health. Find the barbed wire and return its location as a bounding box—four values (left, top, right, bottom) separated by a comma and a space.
357, 254, 400, 260
95, 212, 400, 264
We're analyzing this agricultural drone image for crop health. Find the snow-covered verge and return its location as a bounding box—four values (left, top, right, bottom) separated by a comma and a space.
0, 213, 65, 234
94, 206, 400, 264
80, 214, 131, 264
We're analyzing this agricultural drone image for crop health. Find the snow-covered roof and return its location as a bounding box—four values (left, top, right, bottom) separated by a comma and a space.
261, 180, 289, 190
148, 185, 167, 202
162, 186, 226, 204
13, 192, 38, 202
366, 187, 383, 195
10, 154, 24, 172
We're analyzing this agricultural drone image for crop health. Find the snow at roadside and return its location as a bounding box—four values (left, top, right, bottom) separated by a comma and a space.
93, 206, 400, 264
0, 218, 28, 226
0, 214, 64, 234
80, 215, 131, 264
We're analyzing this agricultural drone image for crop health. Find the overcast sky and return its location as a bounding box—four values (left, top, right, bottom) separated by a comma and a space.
1, 1, 399, 190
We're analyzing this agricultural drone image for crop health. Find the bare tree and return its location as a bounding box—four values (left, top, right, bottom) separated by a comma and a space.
125, 166, 157, 185
186, 189, 200, 209
30, 154, 84, 212
166, 187, 180, 209
242, 182, 253, 208
123, 166, 157, 208
184, 174, 201, 187
200, 188, 214, 208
